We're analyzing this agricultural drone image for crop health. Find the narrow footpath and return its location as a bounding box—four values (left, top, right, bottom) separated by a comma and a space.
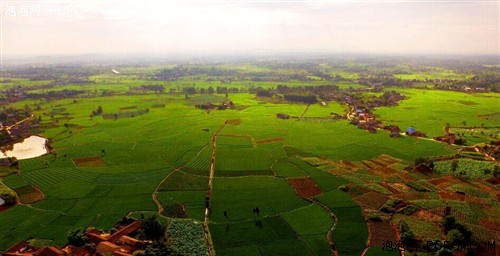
203, 122, 227, 256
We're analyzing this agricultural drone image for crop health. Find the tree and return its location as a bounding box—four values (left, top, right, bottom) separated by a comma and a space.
448, 229, 465, 245
493, 165, 500, 179
399, 221, 414, 242
144, 241, 173, 256
142, 216, 166, 241
441, 215, 457, 233
67, 229, 89, 247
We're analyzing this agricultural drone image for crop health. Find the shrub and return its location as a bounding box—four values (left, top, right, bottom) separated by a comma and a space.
142, 216, 166, 241
67, 229, 89, 247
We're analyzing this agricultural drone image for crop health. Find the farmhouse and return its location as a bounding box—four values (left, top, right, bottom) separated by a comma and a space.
405, 127, 426, 137
2, 221, 144, 256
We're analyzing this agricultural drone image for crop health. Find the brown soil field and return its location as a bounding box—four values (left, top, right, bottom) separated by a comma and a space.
368, 220, 396, 246
355, 191, 388, 210
478, 218, 500, 232
428, 177, 451, 187
391, 192, 436, 201
438, 190, 465, 201
120, 106, 137, 110
287, 177, 322, 198
13, 185, 44, 204
414, 209, 442, 223
225, 119, 242, 125
464, 195, 491, 205
73, 156, 106, 167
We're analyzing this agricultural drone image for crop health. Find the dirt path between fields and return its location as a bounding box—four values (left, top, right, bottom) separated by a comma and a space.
297, 104, 311, 121
150, 121, 226, 256
308, 198, 339, 256
151, 142, 211, 215
202, 122, 226, 256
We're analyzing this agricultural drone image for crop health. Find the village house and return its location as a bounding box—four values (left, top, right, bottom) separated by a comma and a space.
405, 127, 426, 137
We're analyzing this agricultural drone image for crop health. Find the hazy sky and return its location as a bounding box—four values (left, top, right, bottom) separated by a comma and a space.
2, 0, 499, 56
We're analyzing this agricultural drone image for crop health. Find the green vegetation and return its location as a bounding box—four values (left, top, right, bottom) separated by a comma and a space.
434, 159, 498, 179
0, 59, 498, 256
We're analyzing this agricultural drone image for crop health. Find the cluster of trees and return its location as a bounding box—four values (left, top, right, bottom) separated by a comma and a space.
26, 89, 84, 100
141, 85, 164, 94
194, 101, 234, 110
154, 66, 237, 81
91, 106, 103, 116
0, 106, 32, 124
283, 94, 317, 104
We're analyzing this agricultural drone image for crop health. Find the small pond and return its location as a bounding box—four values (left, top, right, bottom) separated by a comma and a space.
1, 136, 48, 160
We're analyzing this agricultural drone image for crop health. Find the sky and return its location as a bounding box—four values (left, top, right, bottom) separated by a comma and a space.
1, 0, 499, 56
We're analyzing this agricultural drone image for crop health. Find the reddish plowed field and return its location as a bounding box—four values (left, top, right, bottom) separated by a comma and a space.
73, 156, 105, 167
438, 190, 465, 201
287, 177, 322, 198
478, 218, 500, 232
368, 220, 396, 246
355, 191, 388, 210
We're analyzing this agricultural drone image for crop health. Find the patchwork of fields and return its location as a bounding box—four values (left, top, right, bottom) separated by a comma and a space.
0, 86, 498, 255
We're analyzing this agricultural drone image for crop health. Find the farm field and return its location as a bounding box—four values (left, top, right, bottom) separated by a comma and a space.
0, 60, 498, 256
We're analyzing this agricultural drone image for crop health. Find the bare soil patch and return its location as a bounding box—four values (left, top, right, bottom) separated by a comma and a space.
438, 190, 465, 201
355, 191, 388, 210
73, 156, 105, 167
14, 185, 44, 204
287, 177, 322, 198
391, 192, 436, 201
414, 209, 442, 223
120, 106, 137, 110
428, 177, 451, 187
225, 119, 242, 125
368, 220, 396, 246
478, 218, 500, 232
